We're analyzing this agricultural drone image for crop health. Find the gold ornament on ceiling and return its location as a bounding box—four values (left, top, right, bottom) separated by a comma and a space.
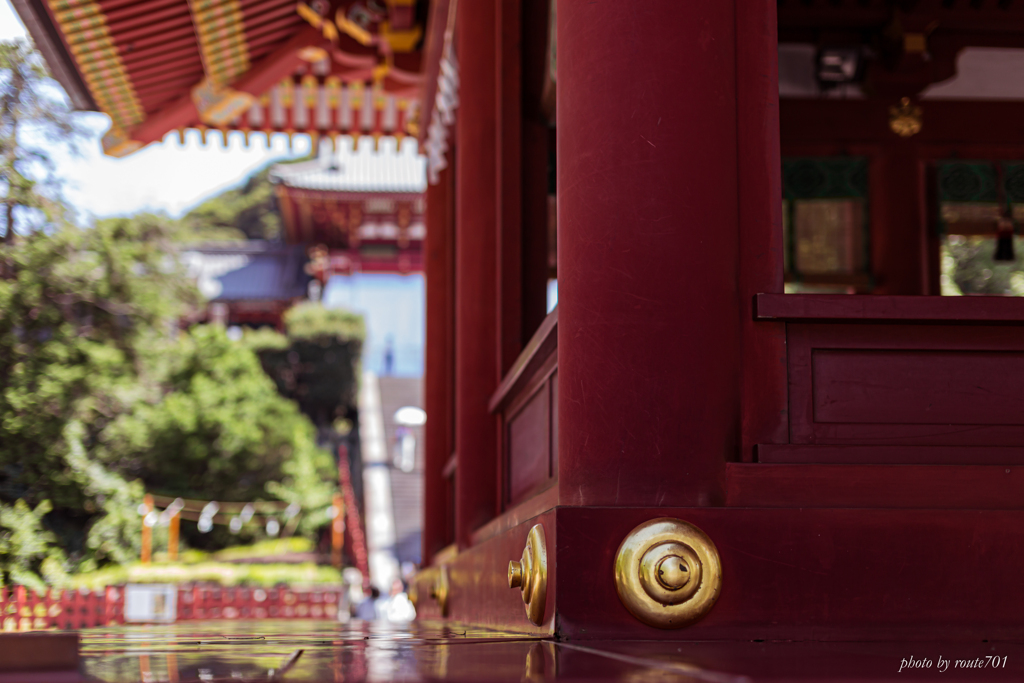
889, 97, 923, 138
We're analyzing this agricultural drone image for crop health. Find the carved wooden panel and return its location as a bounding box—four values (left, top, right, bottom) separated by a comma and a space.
789, 322, 1024, 446
507, 385, 551, 505
812, 349, 1024, 425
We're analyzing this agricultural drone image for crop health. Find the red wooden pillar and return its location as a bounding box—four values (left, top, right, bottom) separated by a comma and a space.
558, 0, 780, 505
454, 0, 500, 547
874, 141, 929, 295
497, 0, 523, 373
736, 0, 788, 457
520, 0, 553, 339
424, 161, 455, 561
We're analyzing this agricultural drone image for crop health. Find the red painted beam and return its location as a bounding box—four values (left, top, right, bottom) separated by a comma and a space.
128, 91, 195, 141
242, 0, 296, 16
122, 46, 201, 73
241, 3, 298, 32
103, 4, 190, 35
737, 0, 788, 458
781, 98, 1024, 145
246, 28, 301, 56
134, 74, 202, 96
105, 14, 193, 45
754, 292, 1024, 322
454, 0, 500, 547
127, 23, 321, 143
104, 0, 180, 24
244, 19, 304, 48
234, 23, 319, 94
778, 5, 1024, 33
726, 463, 1024, 509
119, 35, 197, 64
128, 60, 202, 84
423, 165, 455, 562
96, 0, 173, 10
497, 0, 523, 375
121, 24, 195, 51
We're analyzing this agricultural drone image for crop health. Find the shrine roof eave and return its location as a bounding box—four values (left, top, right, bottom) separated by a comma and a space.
11, 0, 95, 111
11, 0, 428, 157
181, 242, 310, 302
416, 0, 452, 146
277, 186, 425, 200
270, 156, 426, 194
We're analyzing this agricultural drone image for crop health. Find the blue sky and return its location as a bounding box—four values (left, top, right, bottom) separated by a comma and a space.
327, 274, 425, 377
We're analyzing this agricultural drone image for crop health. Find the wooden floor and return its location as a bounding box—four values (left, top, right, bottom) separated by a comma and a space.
4, 620, 1024, 682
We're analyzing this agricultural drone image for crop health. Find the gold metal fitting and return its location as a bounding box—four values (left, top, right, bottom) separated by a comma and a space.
889, 97, 922, 138
614, 518, 721, 629
508, 524, 548, 625
407, 575, 419, 610
429, 565, 450, 617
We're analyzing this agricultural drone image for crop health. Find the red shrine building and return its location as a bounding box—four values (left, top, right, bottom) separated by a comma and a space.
270, 141, 426, 281
180, 242, 311, 330
17, 0, 1024, 678
410, 0, 1024, 649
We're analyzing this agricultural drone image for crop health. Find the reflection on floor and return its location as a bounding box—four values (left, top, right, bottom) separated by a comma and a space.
49, 620, 1024, 682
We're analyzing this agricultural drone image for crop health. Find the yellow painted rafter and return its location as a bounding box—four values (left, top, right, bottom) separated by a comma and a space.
187, 0, 250, 86
45, 0, 144, 156
187, 0, 254, 127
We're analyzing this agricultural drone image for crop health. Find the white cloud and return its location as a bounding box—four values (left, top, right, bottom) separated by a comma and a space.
58, 119, 310, 220
0, 0, 25, 40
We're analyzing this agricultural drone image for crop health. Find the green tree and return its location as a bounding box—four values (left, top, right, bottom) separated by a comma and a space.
246, 303, 365, 523
942, 235, 1024, 296
176, 155, 313, 243
0, 216, 192, 576
0, 499, 68, 590
250, 302, 364, 428
180, 165, 283, 242
103, 325, 331, 501
0, 39, 82, 244
1, 215, 338, 573
101, 325, 336, 548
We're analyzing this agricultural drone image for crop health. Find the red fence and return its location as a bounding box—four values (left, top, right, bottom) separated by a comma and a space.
0, 584, 342, 631
178, 585, 341, 620
0, 586, 122, 632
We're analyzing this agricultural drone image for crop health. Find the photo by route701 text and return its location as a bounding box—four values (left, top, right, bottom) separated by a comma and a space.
899, 656, 1009, 673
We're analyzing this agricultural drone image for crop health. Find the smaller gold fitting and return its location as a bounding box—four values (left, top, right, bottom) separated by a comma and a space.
407, 576, 420, 610
508, 524, 548, 625
428, 565, 450, 617
615, 518, 721, 629
508, 560, 524, 588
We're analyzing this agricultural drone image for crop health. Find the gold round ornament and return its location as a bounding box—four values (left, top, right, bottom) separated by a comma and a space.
614, 518, 722, 629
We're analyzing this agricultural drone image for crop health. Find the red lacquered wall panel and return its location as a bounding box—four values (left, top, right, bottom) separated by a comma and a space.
812, 349, 1024, 425
758, 443, 1024, 465
507, 385, 550, 505
555, 506, 1024, 641
491, 309, 558, 511
726, 463, 1024, 509
789, 323, 1024, 446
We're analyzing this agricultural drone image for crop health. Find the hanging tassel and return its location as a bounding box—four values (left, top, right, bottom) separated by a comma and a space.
995, 217, 1015, 261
